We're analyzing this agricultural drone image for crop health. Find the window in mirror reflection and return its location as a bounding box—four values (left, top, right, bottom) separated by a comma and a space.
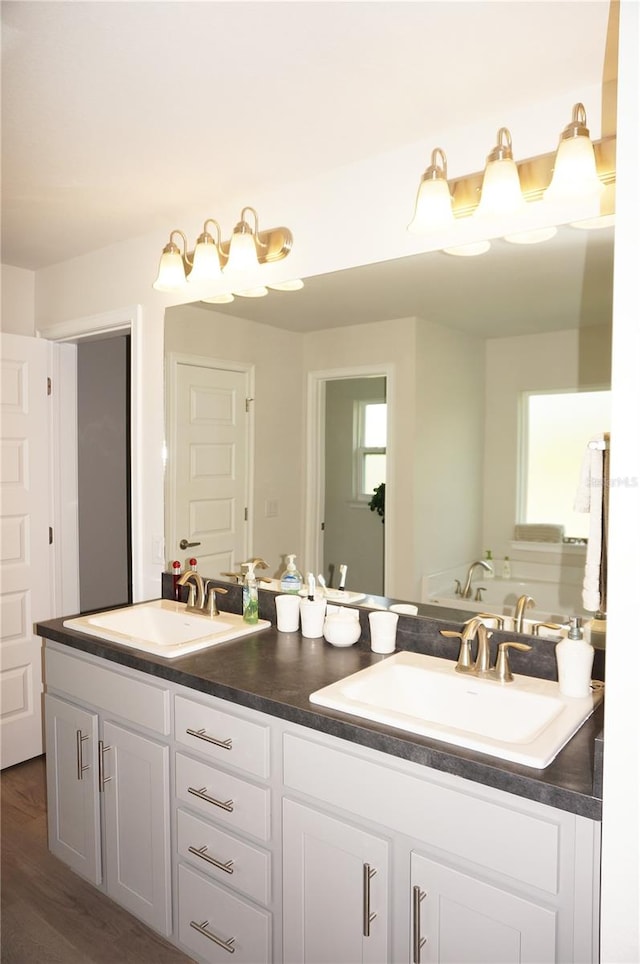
356, 401, 387, 499
522, 389, 611, 539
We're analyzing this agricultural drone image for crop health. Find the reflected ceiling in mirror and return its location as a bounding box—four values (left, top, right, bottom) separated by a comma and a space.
194, 223, 614, 336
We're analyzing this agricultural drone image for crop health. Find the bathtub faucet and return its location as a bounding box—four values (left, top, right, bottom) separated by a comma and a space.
459, 560, 493, 599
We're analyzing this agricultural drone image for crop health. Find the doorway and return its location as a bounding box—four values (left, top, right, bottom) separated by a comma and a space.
323, 378, 386, 594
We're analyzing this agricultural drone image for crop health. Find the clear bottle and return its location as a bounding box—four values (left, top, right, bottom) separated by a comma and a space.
281, 554, 302, 594
484, 550, 495, 579
242, 562, 259, 624
556, 617, 594, 698
502, 556, 511, 580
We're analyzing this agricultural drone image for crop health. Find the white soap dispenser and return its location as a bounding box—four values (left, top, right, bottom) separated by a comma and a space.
281, 554, 302, 594
555, 617, 594, 698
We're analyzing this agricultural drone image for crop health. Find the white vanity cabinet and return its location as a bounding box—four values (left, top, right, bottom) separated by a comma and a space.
44, 646, 172, 936
173, 692, 274, 964
281, 731, 600, 964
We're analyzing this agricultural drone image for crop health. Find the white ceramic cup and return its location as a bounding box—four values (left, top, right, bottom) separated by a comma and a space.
369, 610, 399, 653
300, 598, 327, 638
275, 594, 300, 632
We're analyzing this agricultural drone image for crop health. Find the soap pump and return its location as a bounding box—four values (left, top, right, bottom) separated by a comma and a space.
242, 562, 259, 624
281, 554, 302, 594
555, 617, 594, 698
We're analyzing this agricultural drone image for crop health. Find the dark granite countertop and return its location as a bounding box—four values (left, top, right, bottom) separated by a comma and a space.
36, 592, 603, 822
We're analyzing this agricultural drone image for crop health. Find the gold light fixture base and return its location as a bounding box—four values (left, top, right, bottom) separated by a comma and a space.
448, 136, 616, 219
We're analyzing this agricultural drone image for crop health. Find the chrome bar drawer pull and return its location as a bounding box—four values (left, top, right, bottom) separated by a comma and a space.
76, 729, 90, 781
186, 727, 233, 750
412, 885, 427, 964
98, 741, 112, 793
187, 785, 234, 812
188, 844, 235, 874
363, 863, 377, 937
190, 919, 236, 953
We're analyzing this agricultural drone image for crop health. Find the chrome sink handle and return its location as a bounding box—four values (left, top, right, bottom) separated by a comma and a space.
490, 641, 532, 683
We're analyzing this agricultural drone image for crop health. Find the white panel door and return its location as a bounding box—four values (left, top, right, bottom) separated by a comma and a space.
411, 851, 557, 964
169, 360, 249, 576
283, 798, 389, 963
0, 333, 52, 768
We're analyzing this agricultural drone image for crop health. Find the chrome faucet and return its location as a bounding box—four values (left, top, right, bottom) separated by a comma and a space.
459, 560, 493, 598
514, 594, 535, 633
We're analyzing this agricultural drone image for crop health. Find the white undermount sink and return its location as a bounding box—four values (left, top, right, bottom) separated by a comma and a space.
63, 599, 271, 658
309, 651, 603, 768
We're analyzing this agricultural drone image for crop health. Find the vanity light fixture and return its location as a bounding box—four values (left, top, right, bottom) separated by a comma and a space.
153, 205, 303, 297
544, 103, 604, 203
407, 104, 615, 254
407, 148, 454, 233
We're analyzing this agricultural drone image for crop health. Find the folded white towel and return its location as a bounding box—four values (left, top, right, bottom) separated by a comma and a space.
574, 436, 604, 611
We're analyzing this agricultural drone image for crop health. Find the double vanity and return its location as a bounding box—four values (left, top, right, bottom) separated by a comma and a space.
37, 579, 604, 964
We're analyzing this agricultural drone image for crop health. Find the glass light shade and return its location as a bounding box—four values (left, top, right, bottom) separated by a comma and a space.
544, 135, 604, 202
224, 227, 261, 275
188, 237, 222, 285
476, 157, 525, 218
442, 240, 491, 257
153, 246, 186, 291
570, 214, 615, 231
234, 287, 269, 298
267, 279, 305, 291
504, 225, 558, 245
407, 178, 454, 233
202, 293, 235, 304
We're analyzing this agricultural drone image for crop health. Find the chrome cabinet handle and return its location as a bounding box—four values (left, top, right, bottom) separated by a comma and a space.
76, 729, 90, 781
186, 727, 233, 750
188, 844, 234, 875
412, 885, 427, 964
98, 741, 112, 792
190, 919, 235, 954
187, 785, 234, 812
180, 539, 201, 550
362, 863, 377, 937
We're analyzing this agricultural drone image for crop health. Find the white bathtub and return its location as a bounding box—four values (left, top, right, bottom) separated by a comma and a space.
427, 578, 585, 637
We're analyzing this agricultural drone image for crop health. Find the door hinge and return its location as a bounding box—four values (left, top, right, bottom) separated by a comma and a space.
245, 397, 254, 413
49, 526, 53, 545
47, 377, 52, 396
244, 507, 248, 522
321, 522, 325, 531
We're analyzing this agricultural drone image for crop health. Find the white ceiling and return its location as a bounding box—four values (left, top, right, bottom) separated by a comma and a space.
1, 0, 612, 271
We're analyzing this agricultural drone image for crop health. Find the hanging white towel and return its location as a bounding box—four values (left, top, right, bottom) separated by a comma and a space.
574, 435, 604, 611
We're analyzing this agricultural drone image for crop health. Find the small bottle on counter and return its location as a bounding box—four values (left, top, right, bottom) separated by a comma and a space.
243, 562, 259, 624
555, 617, 594, 698
186, 556, 198, 571
502, 556, 511, 580
171, 560, 182, 600
281, 554, 302, 594
484, 550, 495, 579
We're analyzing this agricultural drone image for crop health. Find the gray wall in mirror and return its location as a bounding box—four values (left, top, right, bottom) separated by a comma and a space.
164, 225, 614, 626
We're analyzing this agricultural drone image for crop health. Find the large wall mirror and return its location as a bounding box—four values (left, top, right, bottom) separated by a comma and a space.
164, 221, 614, 635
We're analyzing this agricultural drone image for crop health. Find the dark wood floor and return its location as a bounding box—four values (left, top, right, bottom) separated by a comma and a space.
1, 755, 194, 963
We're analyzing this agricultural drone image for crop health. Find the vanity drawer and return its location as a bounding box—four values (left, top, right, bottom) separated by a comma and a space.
178, 864, 271, 964
177, 808, 271, 905
175, 694, 270, 779
45, 646, 169, 734
176, 752, 271, 841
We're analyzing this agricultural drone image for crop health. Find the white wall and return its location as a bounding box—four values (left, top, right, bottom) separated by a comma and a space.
414, 318, 485, 590
1, 264, 35, 335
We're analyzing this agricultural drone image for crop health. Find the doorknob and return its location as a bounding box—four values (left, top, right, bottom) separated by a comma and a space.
180, 539, 201, 550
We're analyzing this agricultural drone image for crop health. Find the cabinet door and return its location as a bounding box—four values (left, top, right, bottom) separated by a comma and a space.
283, 798, 389, 964
101, 721, 171, 936
411, 852, 557, 964
45, 694, 101, 884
